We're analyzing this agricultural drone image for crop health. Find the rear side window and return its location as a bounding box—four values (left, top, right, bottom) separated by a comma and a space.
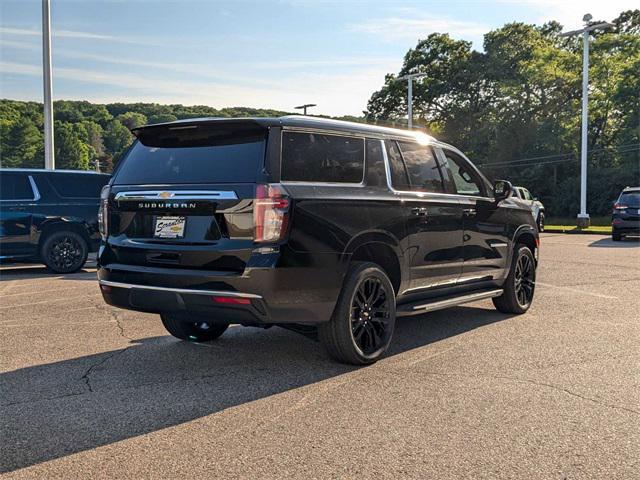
0, 173, 34, 200
385, 141, 410, 190
365, 139, 386, 187
114, 123, 267, 185
397, 141, 445, 193
281, 132, 364, 183
47, 174, 109, 198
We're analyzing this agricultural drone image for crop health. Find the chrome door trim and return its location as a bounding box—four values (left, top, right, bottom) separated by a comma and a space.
114, 190, 238, 201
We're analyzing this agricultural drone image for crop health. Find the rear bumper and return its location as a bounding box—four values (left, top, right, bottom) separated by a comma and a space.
97, 249, 348, 325
612, 218, 640, 235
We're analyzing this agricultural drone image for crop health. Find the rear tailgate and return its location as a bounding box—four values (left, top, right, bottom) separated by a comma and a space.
103, 121, 269, 273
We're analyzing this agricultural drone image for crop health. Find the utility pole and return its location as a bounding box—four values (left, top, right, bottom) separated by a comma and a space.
42, 0, 55, 169
398, 72, 426, 129
561, 14, 614, 227
295, 104, 317, 115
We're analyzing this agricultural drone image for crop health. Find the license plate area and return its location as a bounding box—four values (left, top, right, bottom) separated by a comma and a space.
154, 216, 186, 238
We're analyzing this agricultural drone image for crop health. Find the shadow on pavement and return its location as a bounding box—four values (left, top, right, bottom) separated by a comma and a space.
589, 236, 640, 248
0, 305, 511, 473
0, 265, 96, 282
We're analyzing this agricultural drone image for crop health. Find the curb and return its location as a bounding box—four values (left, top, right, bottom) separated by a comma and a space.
544, 227, 612, 235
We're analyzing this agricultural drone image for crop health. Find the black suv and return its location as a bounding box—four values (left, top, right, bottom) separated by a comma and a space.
0, 168, 110, 273
98, 117, 538, 364
612, 186, 640, 241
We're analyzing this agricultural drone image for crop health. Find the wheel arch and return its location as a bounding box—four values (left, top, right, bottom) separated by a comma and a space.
345, 233, 404, 295
37, 219, 92, 254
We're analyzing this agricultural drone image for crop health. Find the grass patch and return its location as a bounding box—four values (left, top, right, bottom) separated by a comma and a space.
547, 216, 611, 227
545, 225, 612, 234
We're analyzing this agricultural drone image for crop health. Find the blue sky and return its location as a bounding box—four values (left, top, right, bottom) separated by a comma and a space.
0, 0, 635, 116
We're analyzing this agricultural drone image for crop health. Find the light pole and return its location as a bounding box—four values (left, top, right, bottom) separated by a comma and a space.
42, 0, 55, 169
398, 72, 426, 129
295, 104, 317, 115
561, 14, 614, 227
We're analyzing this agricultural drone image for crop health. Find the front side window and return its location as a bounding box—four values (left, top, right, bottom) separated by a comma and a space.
439, 149, 484, 196
281, 131, 364, 183
0, 173, 34, 201
397, 141, 445, 193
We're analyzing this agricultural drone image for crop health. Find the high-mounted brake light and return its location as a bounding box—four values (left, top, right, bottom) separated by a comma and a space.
98, 185, 111, 240
254, 184, 290, 243
613, 203, 628, 210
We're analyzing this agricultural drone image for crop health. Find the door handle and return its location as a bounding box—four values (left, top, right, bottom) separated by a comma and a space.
462, 208, 476, 217
411, 207, 428, 216
9, 206, 26, 211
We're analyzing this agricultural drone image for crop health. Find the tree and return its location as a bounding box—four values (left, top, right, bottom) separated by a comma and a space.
54, 121, 90, 170
116, 111, 147, 130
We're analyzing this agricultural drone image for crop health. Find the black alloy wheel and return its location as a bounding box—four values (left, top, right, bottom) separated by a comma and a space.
319, 262, 396, 365
493, 244, 536, 314
514, 251, 535, 308
350, 276, 392, 356
41, 231, 88, 273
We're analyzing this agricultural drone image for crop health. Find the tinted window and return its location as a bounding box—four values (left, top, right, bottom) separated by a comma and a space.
620, 192, 640, 207
47, 174, 109, 198
440, 149, 484, 196
397, 142, 444, 193
0, 173, 34, 200
385, 141, 410, 190
115, 125, 266, 185
365, 139, 386, 187
281, 132, 364, 183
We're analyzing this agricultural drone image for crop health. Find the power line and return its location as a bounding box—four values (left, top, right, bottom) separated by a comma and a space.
479, 143, 640, 167
480, 146, 640, 169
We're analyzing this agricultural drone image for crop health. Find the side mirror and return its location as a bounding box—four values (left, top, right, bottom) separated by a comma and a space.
493, 180, 512, 202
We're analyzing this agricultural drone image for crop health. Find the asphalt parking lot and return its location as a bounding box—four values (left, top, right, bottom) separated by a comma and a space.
1, 233, 638, 479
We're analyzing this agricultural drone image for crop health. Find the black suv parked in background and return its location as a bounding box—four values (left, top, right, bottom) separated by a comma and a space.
98, 116, 539, 364
0, 169, 110, 273
612, 186, 640, 241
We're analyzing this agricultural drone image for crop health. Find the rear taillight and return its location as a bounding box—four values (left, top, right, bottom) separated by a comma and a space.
613, 203, 628, 211
98, 185, 110, 240
254, 184, 290, 243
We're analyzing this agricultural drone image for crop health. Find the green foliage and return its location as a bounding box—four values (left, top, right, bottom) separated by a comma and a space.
366, 9, 640, 216
0, 100, 292, 172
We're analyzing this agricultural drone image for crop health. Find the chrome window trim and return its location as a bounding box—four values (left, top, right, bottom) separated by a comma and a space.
380, 139, 483, 202
280, 129, 366, 186
380, 139, 494, 202
114, 190, 238, 201
0, 174, 40, 202
98, 280, 263, 299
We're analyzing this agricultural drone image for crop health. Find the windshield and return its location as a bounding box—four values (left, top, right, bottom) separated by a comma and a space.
620, 192, 640, 207
114, 123, 267, 185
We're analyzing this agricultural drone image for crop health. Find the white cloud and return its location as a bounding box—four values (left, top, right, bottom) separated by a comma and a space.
0, 60, 391, 116
496, 0, 636, 29
0, 27, 160, 46
351, 14, 489, 44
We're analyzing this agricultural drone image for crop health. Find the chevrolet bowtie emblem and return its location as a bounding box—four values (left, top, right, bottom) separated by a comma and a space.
158, 191, 173, 199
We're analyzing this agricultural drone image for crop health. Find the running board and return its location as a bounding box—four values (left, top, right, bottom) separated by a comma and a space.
397, 289, 503, 317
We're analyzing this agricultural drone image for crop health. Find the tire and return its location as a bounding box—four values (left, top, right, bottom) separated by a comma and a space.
537, 213, 545, 232
612, 231, 622, 241
493, 244, 536, 314
319, 262, 396, 365
41, 230, 88, 273
161, 313, 229, 342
